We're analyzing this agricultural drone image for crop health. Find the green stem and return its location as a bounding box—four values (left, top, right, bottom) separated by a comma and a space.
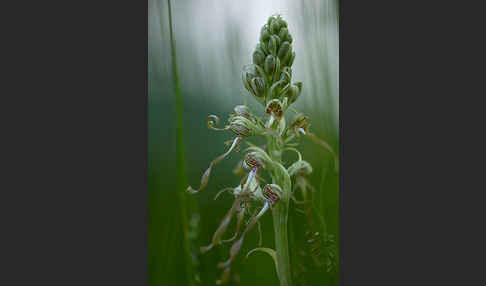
272, 194, 292, 286
166, 0, 195, 285
268, 136, 292, 286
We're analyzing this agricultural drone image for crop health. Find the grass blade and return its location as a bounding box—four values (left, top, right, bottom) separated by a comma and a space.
165, 0, 195, 285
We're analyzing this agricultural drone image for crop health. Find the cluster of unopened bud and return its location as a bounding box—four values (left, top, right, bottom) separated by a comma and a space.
258, 15, 294, 70
242, 15, 303, 109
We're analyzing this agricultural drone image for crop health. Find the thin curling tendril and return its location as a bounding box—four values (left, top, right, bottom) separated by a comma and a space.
217, 201, 270, 270
222, 205, 245, 243
201, 198, 241, 253
207, 114, 229, 131
283, 147, 302, 162
306, 132, 339, 172
187, 136, 241, 194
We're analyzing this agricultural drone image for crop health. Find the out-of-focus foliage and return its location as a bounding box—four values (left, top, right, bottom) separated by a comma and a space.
149, 0, 338, 285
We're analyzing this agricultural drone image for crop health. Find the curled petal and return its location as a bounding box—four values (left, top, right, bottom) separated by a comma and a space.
201, 199, 240, 253
256, 219, 263, 246
218, 236, 244, 269
222, 206, 245, 243
255, 173, 266, 183
206, 115, 228, 131
283, 147, 302, 162
218, 202, 270, 270
214, 188, 234, 201
215, 267, 231, 285
187, 136, 241, 194
306, 132, 339, 172
233, 160, 244, 176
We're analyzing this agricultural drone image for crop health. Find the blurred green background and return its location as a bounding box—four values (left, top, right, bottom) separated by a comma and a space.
148, 0, 339, 285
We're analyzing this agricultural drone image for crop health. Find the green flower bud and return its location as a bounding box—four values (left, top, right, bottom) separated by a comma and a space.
277, 17, 287, 28
274, 35, 281, 47
260, 26, 271, 42
242, 66, 257, 95
286, 33, 293, 43
288, 85, 298, 102
253, 50, 265, 66
264, 55, 276, 76
288, 82, 302, 103
256, 43, 267, 56
270, 19, 280, 34
279, 67, 292, 86
286, 51, 296, 67
278, 41, 291, 60
250, 77, 265, 98
267, 35, 278, 55
267, 15, 277, 27
279, 27, 288, 41
288, 160, 313, 177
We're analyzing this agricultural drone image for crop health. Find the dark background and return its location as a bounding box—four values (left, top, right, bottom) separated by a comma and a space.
3, 0, 483, 285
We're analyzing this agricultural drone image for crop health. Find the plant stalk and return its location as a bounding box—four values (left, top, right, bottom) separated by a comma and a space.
272, 194, 292, 286
268, 136, 293, 286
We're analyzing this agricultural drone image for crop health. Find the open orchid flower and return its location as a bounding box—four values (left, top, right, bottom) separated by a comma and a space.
287, 113, 339, 172
187, 107, 268, 194
217, 183, 282, 282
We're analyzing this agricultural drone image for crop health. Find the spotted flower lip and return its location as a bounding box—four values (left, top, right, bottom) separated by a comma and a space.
289, 113, 310, 135
263, 184, 283, 205
243, 152, 265, 170
266, 99, 284, 118
230, 122, 252, 137
265, 99, 285, 128
229, 114, 265, 137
